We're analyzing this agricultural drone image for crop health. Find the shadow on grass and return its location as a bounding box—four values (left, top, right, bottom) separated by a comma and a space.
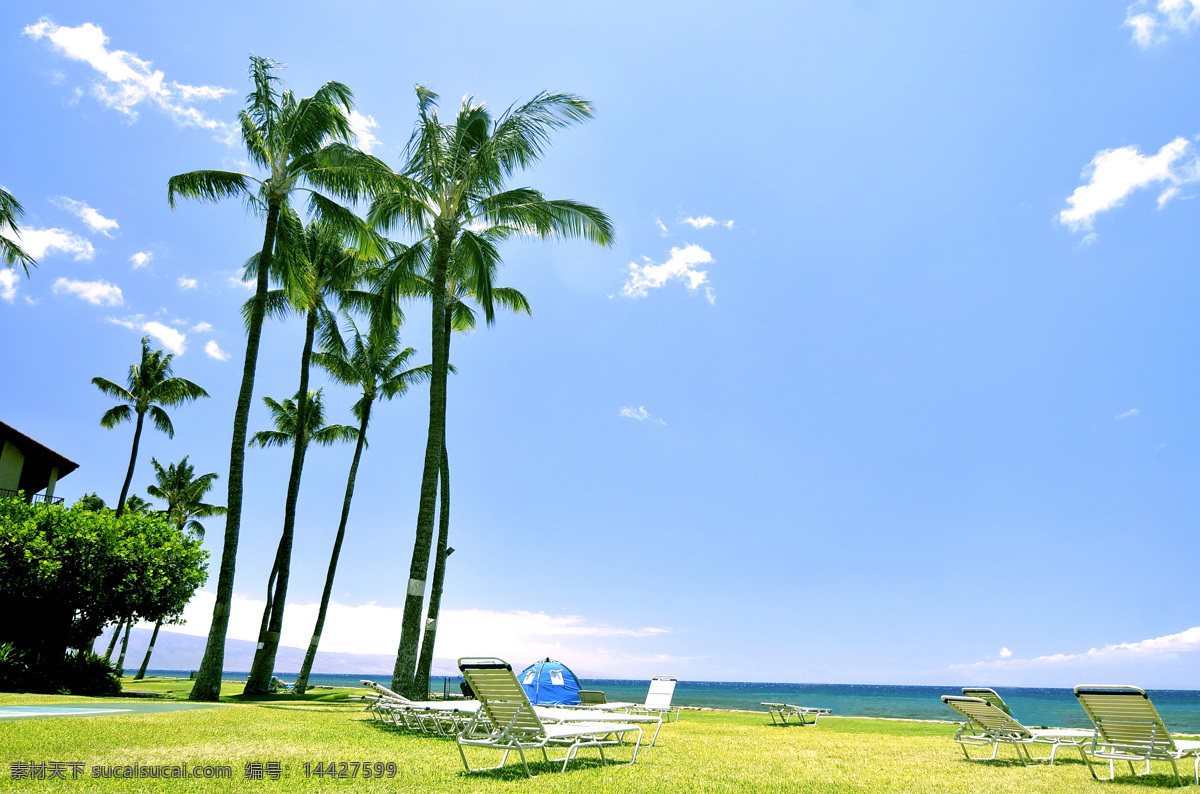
453, 751, 621, 781
360, 718, 458, 741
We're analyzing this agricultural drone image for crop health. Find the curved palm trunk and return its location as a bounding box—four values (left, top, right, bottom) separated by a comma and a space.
295, 400, 372, 695
244, 307, 319, 695
115, 412, 146, 517
134, 619, 162, 680
414, 445, 449, 696
191, 201, 281, 701
415, 314, 453, 696
114, 619, 132, 677
392, 223, 453, 697
103, 619, 125, 661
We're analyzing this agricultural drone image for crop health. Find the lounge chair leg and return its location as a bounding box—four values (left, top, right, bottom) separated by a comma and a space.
516, 746, 534, 778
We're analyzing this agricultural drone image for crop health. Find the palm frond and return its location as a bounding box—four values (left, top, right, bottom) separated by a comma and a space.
0, 187, 36, 274
249, 429, 292, 449
492, 286, 532, 316
99, 404, 132, 429
148, 406, 175, 438
92, 377, 133, 402
151, 376, 210, 406
167, 170, 254, 209
311, 423, 358, 446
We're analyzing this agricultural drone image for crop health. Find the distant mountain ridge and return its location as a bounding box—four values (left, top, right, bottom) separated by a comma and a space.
94, 627, 460, 676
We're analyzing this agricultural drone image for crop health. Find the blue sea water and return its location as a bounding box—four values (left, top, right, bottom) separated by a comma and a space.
145, 671, 1200, 733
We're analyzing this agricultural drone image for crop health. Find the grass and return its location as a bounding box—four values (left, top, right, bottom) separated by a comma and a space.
0, 679, 1195, 791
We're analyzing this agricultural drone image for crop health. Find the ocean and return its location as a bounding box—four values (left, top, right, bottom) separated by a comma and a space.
143, 671, 1200, 733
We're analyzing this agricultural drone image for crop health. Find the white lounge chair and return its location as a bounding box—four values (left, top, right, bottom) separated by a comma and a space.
630, 676, 681, 722
360, 679, 479, 735
1074, 685, 1200, 786
761, 702, 831, 726
457, 658, 643, 778
535, 706, 666, 747
940, 695, 1093, 765
961, 687, 1013, 716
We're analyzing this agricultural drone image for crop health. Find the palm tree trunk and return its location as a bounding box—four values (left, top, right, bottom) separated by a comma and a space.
191, 200, 282, 702
245, 307, 319, 695
134, 619, 162, 680
392, 222, 453, 697
414, 445, 450, 696
115, 412, 146, 517
295, 400, 372, 695
103, 619, 125, 661
415, 313, 453, 696
114, 619, 132, 677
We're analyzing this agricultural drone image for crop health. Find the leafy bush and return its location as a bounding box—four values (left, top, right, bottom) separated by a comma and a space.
56, 652, 120, 696
0, 642, 27, 691
0, 495, 207, 693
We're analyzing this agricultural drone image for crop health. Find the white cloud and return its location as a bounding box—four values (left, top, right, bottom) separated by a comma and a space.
999, 647, 1013, 658
107, 314, 187, 354
619, 406, 666, 425
347, 109, 381, 154
190, 321, 212, 333
228, 275, 255, 290
50, 196, 118, 236
177, 276, 198, 290
681, 215, 734, 230
1059, 137, 1199, 232
953, 626, 1200, 674
655, 218, 669, 236
20, 227, 95, 261
23, 19, 235, 142
1116, 407, 1141, 419
129, 251, 152, 268
171, 591, 672, 677
622, 243, 715, 301
141, 320, 186, 355
1125, 0, 1200, 46
204, 340, 230, 361
53, 277, 122, 306
0, 270, 18, 303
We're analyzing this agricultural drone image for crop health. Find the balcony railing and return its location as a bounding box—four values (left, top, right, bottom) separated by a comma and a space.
0, 488, 64, 505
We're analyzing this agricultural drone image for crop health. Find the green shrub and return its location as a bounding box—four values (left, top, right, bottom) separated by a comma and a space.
56, 651, 120, 696
0, 642, 27, 691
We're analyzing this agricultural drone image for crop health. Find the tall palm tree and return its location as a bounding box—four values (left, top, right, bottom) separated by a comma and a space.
412, 234, 530, 696
293, 317, 426, 694
370, 86, 613, 696
92, 336, 209, 517
0, 187, 35, 274
135, 457, 225, 680
243, 221, 372, 694
244, 389, 357, 693
167, 56, 389, 701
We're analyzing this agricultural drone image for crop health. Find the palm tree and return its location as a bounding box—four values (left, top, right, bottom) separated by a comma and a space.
92, 336, 209, 517
0, 187, 35, 274
244, 389, 357, 693
412, 234, 530, 696
242, 220, 371, 694
135, 457, 225, 680
293, 317, 426, 694
167, 56, 389, 701
369, 86, 613, 696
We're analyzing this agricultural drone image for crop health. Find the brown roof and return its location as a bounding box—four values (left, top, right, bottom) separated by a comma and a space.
0, 420, 80, 495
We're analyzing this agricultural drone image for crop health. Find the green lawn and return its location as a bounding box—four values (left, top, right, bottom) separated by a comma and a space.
0, 679, 1193, 791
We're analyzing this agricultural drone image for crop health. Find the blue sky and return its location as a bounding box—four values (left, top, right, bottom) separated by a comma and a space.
3, 0, 1200, 687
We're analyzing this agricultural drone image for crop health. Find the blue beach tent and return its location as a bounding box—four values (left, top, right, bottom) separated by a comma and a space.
518, 658, 583, 705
